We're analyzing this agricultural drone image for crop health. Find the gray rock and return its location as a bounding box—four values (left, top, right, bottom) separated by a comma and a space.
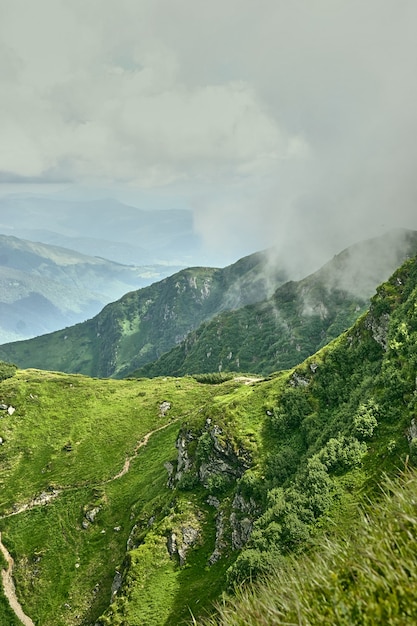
85, 506, 101, 523
407, 418, 417, 442
231, 513, 253, 550
207, 495, 220, 509
111, 570, 123, 600
290, 372, 309, 387
167, 531, 178, 558
164, 461, 175, 488
159, 401, 171, 416
209, 510, 227, 565
167, 526, 200, 566
366, 312, 390, 350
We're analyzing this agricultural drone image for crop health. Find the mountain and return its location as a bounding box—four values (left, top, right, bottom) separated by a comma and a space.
0, 195, 202, 266
139, 229, 417, 378
124, 228, 417, 377
0, 250, 417, 624
0, 249, 289, 377
0, 234, 183, 344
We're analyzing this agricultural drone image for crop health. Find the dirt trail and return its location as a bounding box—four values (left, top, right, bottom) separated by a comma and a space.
0, 532, 35, 626
233, 376, 264, 384
110, 420, 177, 481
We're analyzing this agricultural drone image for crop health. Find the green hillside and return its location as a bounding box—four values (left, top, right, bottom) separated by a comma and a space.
138, 229, 417, 377
0, 249, 288, 378
0, 250, 417, 624
203, 469, 417, 625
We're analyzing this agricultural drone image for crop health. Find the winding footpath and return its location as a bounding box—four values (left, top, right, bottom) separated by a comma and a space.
0, 419, 176, 625
0, 532, 35, 626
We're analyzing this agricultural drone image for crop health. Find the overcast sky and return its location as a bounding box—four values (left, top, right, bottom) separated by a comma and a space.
1, 0, 416, 268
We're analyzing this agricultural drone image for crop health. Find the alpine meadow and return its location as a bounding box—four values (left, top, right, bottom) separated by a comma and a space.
1, 232, 417, 624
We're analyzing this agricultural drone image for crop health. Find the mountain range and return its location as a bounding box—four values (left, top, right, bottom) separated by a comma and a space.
0, 234, 184, 344
1, 228, 416, 380
0, 239, 417, 624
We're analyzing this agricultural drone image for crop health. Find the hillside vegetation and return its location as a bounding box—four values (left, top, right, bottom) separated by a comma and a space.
202, 470, 417, 625
0, 249, 417, 624
138, 229, 417, 377
0, 249, 288, 377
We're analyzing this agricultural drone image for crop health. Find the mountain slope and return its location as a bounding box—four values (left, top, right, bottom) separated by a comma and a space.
0, 234, 181, 344
138, 228, 417, 377
0, 251, 417, 624
0, 249, 288, 377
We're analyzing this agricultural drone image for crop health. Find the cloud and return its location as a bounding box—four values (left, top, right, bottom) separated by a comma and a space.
0, 1, 297, 188
0, 0, 416, 264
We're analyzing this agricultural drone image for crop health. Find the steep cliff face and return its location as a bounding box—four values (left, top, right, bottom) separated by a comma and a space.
163, 420, 258, 565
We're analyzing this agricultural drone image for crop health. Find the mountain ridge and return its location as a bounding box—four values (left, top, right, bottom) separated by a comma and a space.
135, 228, 417, 377
1, 229, 416, 379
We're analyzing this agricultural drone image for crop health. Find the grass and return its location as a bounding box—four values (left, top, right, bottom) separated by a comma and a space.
0, 369, 225, 625
202, 469, 417, 625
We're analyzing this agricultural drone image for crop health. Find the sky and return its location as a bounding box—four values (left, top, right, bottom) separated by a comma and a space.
1, 0, 417, 269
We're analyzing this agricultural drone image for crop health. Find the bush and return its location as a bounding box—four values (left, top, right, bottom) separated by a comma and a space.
193, 372, 233, 384
206, 473, 230, 495
177, 472, 199, 491
317, 435, 367, 472
195, 432, 214, 462
353, 401, 379, 439
0, 361, 17, 382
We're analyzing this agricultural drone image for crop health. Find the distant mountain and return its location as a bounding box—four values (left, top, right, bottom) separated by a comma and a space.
137, 229, 417, 377
0, 195, 202, 265
0, 234, 183, 343
0, 249, 289, 376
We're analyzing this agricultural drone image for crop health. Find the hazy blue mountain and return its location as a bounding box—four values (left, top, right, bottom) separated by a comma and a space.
0, 194, 202, 266
1, 229, 416, 379
0, 234, 183, 343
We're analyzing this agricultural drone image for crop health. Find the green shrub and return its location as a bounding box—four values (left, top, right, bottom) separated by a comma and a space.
206, 473, 230, 495
177, 471, 199, 491
193, 372, 234, 384
195, 432, 214, 462
0, 360, 17, 382
353, 401, 379, 439
317, 435, 367, 472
